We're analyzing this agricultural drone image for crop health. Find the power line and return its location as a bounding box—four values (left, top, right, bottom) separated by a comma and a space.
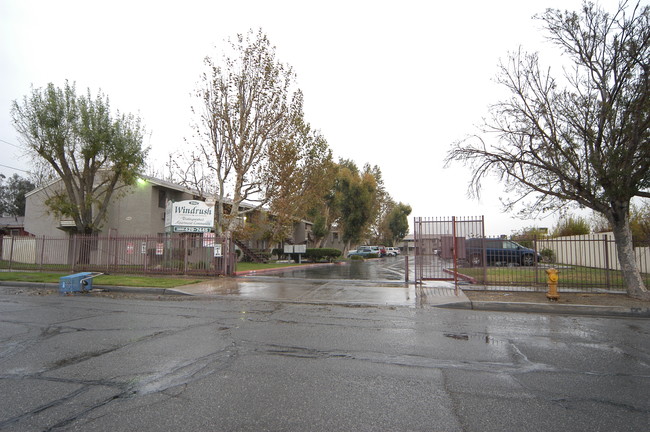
0, 163, 29, 173
0, 139, 21, 149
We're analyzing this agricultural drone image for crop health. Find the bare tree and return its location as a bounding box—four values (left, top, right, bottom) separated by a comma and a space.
191, 29, 304, 239
446, 1, 650, 299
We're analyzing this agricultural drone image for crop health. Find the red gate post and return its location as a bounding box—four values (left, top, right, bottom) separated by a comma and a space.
72, 235, 78, 272
8, 235, 15, 271
604, 235, 611, 290
39, 236, 45, 272
481, 216, 487, 285
405, 254, 409, 283
452, 216, 458, 295
183, 235, 188, 275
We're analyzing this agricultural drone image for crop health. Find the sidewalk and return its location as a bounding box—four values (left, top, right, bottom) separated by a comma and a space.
1, 279, 648, 318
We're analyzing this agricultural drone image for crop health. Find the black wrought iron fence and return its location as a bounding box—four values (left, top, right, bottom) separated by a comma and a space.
456, 234, 650, 292
0, 233, 236, 276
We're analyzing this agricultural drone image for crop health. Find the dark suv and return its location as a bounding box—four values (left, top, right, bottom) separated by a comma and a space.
466, 238, 541, 266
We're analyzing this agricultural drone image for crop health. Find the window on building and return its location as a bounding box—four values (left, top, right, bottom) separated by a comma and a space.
158, 189, 166, 208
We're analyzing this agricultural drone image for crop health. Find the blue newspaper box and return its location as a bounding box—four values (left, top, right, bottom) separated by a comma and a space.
59, 272, 94, 294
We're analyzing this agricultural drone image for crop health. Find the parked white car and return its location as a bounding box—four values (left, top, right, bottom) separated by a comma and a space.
386, 247, 400, 256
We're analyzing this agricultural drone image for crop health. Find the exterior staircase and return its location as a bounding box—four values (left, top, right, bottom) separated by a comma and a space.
233, 238, 267, 263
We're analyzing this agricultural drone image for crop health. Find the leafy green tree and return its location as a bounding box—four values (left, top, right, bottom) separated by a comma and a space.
387, 203, 412, 245
446, 1, 650, 299
552, 215, 591, 238
306, 161, 339, 248
333, 160, 378, 251
310, 213, 330, 246
265, 120, 333, 250
510, 226, 550, 249
0, 174, 35, 217
364, 164, 388, 240
629, 202, 650, 245
11, 81, 148, 234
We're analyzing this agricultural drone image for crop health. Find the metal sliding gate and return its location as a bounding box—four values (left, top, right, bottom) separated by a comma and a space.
413, 216, 485, 293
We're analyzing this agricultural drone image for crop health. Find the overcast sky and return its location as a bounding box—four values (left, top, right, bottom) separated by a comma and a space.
0, 0, 629, 235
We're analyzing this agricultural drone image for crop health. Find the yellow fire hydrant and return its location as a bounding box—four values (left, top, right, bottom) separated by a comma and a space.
546, 268, 560, 301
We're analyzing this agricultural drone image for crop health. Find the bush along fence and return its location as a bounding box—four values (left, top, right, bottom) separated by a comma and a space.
455, 233, 650, 292
271, 248, 342, 263
0, 233, 237, 276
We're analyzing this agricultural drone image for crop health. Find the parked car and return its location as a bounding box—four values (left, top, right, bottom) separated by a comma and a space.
466, 238, 542, 266
386, 247, 399, 256
347, 246, 380, 258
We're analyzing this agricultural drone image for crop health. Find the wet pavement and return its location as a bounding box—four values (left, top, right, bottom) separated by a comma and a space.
1, 288, 648, 431
174, 258, 468, 308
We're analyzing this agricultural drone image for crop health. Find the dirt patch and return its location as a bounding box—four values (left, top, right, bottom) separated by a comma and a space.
464, 290, 649, 308
0, 286, 201, 301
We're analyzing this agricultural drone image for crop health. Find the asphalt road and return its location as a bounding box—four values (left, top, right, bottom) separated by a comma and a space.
1, 289, 648, 431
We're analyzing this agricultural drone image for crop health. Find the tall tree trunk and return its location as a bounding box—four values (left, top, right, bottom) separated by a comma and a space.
343, 240, 351, 256
609, 203, 649, 300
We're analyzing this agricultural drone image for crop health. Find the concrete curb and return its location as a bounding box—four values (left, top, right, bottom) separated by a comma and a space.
2, 281, 648, 317
463, 300, 650, 318
0, 281, 58, 290
98, 285, 192, 296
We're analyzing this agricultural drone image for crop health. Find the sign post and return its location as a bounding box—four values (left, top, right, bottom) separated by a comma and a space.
283, 244, 307, 263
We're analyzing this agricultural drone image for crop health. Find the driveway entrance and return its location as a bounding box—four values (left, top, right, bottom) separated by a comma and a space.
413, 216, 485, 292
175, 258, 467, 307
259, 258, 408, 281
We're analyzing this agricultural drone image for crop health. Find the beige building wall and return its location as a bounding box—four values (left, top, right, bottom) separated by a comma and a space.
24, 183, 65, 237
24, 177, 200, 238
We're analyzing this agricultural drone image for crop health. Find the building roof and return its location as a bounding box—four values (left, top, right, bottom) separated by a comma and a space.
0, 215, 24, 228
139, 174, 203, 196
25, 173, 202, 199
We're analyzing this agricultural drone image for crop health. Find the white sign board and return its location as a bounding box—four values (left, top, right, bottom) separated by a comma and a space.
214, 244, 222, 257
165, 200, 214, 228
283, 244, 306, 254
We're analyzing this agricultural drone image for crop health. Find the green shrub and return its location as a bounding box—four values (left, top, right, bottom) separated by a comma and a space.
349, 255, 365, 260
305, 248, 342, 262
272, 247, 342, 262
540, 248, 556, 263
552, 215, 590, 237
240, 249, 271, 263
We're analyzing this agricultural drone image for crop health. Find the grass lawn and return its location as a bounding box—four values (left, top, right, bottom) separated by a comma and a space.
0, 261, 317, 288
0, 272, 207, 288
457, 265, 648, 289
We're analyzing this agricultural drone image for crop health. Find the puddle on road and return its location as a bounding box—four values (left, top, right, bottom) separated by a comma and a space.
261, 260, 406, 281
443, 332, 505, 346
